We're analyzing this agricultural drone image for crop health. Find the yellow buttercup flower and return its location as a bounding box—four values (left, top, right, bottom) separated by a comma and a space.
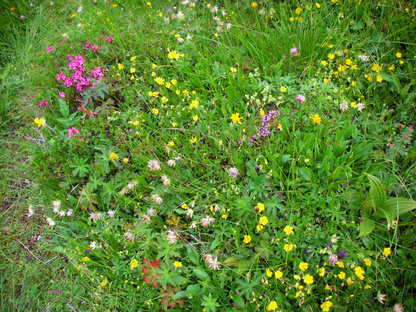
310, 113, 321, 125
299, 262, 308, 271
364, 258, 372, 267
130, 259, 138, 270
255, 202, 265, 213
266, 301, 278, 311
303, 274, 314, 285
259, 216, 268, 226
231, 113, 243, 124
109, 152, 119, 161
34, 117, 46, 128
338, 271, 346, 280
283, 225, 294, 235
383, 247, 391, 257
173, 261, 182, 268
266, 268, 273, 278
243, 235, 252, 244
284, 243, 294, 252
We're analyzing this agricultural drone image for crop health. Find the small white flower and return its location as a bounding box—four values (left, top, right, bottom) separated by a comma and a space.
186, 209, 194, 218
52, 200, 61, 209
357, 102, 365, 112
141, 214, 151, 224
166, 230, 178, 244
212, 204, 220, 213
226, 23, 232, 30
189, 221, 197, 228
176, 11, 184, 20
167, 159, 176, 167
376, 292, 386, 305
177, 37, 185, 43
127, 181, 138, 190
392, 303, 404, 312
46, 218, 55, 227
358, 55, 370, 62
77, 6, 82, 13
186, 34, 193, 41
27, 205, 34, 218
340, 100, 349, 112
108, 210, 115, 218
89, 241, 97, 250
124, 232, 134, 242
58, 211, 65, 217
88, 213, 103, 222
150, 194, 163, 204
204, 254, 220, 270
200, 215, 215, 227
148, 160, 161, 171
66, 209, 73, 217
147, 208, 156, 217
161, 175, 171, 186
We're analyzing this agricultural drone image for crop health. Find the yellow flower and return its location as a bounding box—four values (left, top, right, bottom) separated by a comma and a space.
259, 216, 268, 226
151, 108, 159, 115
231, 113, 243, 124
82, 257, 89, 262
321, 60, 328, 66
338, 271, 346, 280
154, 77, 165, 85
316, 3, 321, 8
347, 277, 354, 285
255, 202, 265, 213
266, 268, 273, 278
146, 1, 151, 6
318, 267, 325, 277
256, 224, 264, 231
303, 274, 314, 285
190, 137, 197, 144
151, 63, 157, 69
109, 152, 119, 161
371, 63, 382, 73
118, 63, 124, 70
165, 82, 171, 89
151, 71, 156, 77
243, 235, 252, 244
345, 59, 352, 65
336, 261, 344, 268
130, 259, 138, 270
266, 301, 278, 311
123, 158, 129, 164
193, 115, 199, 121
275, 271, 283, 279
383, 247, 391, 257
284, 243, 294, 252
250, 2, 258, 9
321, 301, 333, 312
283, 225, 294, 235
221, 214, 227, 220
364, 258, 372, 267
376, 75, 383, 83
277, 123, 283, 130
310, 113, 321, 125
101, 280, 108, 286
190, 99, 199, 109
129, 67, 136, 73
168, 141, 174, 147
299, 262, 308, 271
181, 204, 188, 210
230, 67, 237, 73
161, 96, 168, 103
354, 266, 365, 280
171, 79, 177, 85
364, 284, 372, 289
328, 53, 334, 59
168, 50, 180, 60
173, 261, 182, 268
34, 117, 46, 128
396, 52, 402, 58
389, 64, 395, 71
280, 86, 287, 92
295, 7, 302, 15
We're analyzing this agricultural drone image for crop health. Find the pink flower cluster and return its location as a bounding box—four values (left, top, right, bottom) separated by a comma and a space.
68, 127, 79, 138
249, 110, 280, 144
84, 41, 98, 53
56, 55, 104, 93
38, 100, 48, 107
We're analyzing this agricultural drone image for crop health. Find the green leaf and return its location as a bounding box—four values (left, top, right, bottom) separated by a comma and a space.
359, 216, 376, 237
193, 267, 210, 280
58, 98, 69, 118
384, 197, 416, 216
202, 294, 220, 312
299, 167, 312, 181
364, 173, 386, 210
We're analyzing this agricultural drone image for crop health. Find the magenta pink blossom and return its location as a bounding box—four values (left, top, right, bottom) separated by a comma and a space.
85, 41, 91, 48
38, 100, 48, 107
296, 94, 305, 103
58, 92, 65, 98
30, 3, 34, 8
47, 46, 55, 53
68, 127, 80, 138
106, 36, 113, 43
91, 45, 98, 52
290, 47, 299, 56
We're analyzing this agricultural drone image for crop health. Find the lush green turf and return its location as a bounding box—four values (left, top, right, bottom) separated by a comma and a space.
1, 0, 416, 311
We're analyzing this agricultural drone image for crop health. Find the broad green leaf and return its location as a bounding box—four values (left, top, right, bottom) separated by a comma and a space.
364, 173, 386, 210
58, 98, 69, 118
193, 267, 210, 280
359, 217, 376, 237
384, 197, 416, 216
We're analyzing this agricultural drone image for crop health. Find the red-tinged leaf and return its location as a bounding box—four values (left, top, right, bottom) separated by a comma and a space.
160, 286, 185, 309
142, 259, 161, 288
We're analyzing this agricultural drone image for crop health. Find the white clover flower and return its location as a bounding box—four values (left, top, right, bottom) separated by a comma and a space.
88, 213, 103, 222
167, 159, 176, 167
150, 194, 163, 204
357, 102, 365, 112
176, 11, 184, 20
66, 209, 73, 217
148, 160, 161, 171
141, 214, 151, 224
161, 175, 171, 186
46, 218, 55, 227
200, 215, 215, 227
189, 221, 197, 229
126, 181, 138, 190
147, 208, 157, 217
186, 209, 194, 218
124, 232, 134, 242
340, 100, 349, 112
58, 211, 65, 217
166, 230, 178, 244
89, 241, 97, 250
227, 167, 239, 179
108, 210, 115, 218
358, 55, 370, 62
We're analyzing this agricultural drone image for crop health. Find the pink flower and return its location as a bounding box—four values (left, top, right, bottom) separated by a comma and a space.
92, 67, 104, 80
30, 3, 34, 8
290, 47, 299, 56
58, 92, 65, 98
227, 167, 239, 179
50, 2, 54, 6
56, 73, 66, 81
38, 100, 48, 107
20, 15, 25, 21
77, 6, 83, 13
296, 94, 305, 103
68, 127, 79, 138
91, 45, 98, 52
410, 125, 414, 130
106, 36, 113, 43
47, 46, 55, 53
85, 41, 91, 48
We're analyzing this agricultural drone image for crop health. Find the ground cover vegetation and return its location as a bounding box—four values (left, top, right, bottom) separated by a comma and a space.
1, 0, 416, 311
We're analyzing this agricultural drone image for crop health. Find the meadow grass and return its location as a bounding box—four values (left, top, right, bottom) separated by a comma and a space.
1, 0, 416, 311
